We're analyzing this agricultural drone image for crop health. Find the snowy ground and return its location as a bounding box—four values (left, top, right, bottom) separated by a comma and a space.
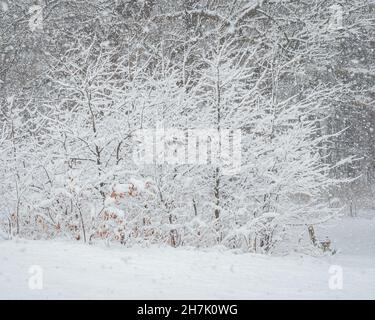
0, 217, 374, 299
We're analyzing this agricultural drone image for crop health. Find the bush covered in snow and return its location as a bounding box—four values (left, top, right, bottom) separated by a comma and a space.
1, 0, 373, 254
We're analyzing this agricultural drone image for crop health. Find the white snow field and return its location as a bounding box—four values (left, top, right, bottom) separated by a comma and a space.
0, 217, 374, 300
